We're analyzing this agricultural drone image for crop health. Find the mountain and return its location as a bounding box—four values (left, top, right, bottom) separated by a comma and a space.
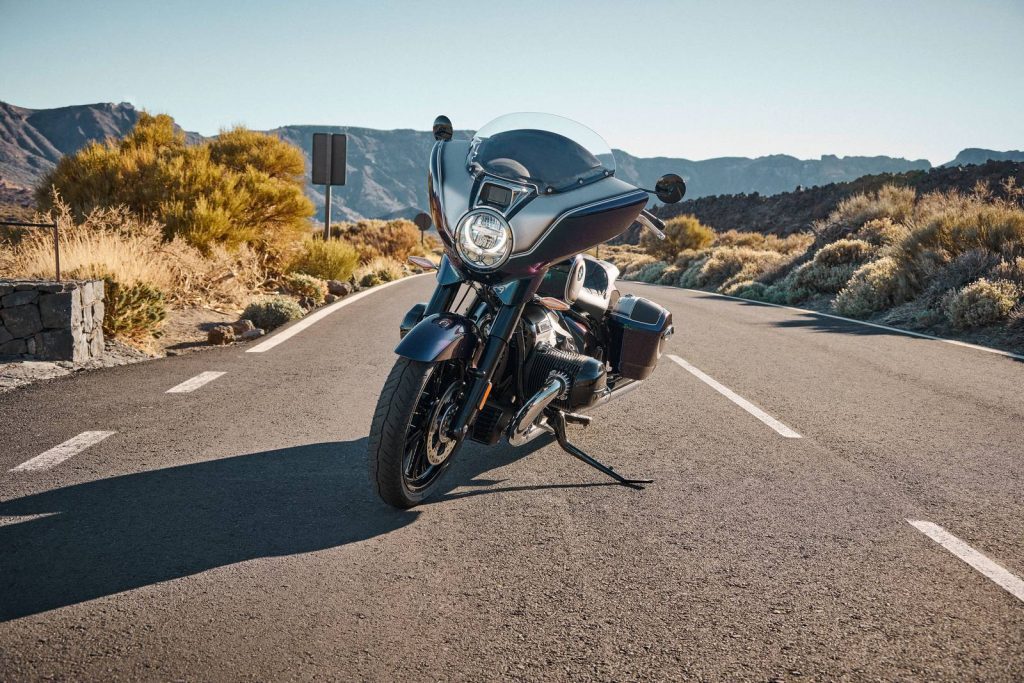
943, 148, 1024, 167
1, 101, 1019, 220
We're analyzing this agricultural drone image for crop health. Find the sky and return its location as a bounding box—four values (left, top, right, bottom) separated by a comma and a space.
2, 0, 1022, 164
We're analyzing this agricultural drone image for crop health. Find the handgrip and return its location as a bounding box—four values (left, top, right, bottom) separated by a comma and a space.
637, 210, 666, 240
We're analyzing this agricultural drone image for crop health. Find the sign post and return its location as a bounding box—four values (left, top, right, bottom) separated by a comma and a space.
311, 133, 347, 240
413, 212, 432, 247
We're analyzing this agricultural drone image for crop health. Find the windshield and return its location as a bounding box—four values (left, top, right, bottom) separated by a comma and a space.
469, 113, 616, 193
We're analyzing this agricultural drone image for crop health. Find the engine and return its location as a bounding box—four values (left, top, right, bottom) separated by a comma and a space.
525, 344, 607, 411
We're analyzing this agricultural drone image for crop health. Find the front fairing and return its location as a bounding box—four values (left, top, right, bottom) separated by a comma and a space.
429, 139, 647, 283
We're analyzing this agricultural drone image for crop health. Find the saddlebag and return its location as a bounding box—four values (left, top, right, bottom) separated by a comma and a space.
608, 295, 673, 380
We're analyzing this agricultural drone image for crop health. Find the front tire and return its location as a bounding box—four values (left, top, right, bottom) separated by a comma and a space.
368, 357, 465, 508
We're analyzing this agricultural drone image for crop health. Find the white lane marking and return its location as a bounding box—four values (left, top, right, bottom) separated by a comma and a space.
246, 274, 429, 353
0, 513, 58, 527
667, 354, 802, 438
10, 431, 116, 472
630, 283, 1024, 363
166, 370, 226, 394
908, 520, 1024, 603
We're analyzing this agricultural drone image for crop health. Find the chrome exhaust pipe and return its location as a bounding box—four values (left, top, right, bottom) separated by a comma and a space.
507, 373, 567, 446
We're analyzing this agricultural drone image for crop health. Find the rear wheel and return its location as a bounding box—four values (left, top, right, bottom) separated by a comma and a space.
368, 357, 466, 508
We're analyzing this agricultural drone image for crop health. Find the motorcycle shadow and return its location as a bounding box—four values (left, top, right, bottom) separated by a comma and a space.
435, 435, 624, 503
0, 436, 515, 622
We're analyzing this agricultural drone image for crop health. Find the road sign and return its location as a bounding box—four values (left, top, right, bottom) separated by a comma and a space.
311, 133, 347, 239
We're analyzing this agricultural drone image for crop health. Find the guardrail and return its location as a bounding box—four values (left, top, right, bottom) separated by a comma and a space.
0, 219, 60, 281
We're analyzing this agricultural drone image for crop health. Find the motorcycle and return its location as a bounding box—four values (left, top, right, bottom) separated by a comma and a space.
368, 112, 685, 508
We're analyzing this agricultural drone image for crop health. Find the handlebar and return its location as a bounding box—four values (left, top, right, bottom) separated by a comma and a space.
636, 210, 666, 240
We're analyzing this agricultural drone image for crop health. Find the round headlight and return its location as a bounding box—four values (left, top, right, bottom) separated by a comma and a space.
456, 209, 513, 270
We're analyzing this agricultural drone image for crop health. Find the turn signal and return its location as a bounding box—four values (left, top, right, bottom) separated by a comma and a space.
537, 297, 571, 311
407, 255, 437, 270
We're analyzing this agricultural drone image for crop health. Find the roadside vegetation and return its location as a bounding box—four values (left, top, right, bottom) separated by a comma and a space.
0, 113, 439, 351
611, 181, 1024, 352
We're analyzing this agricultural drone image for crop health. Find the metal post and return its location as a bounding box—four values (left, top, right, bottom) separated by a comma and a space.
53, 220, 60, 281
323, 185, 332, 240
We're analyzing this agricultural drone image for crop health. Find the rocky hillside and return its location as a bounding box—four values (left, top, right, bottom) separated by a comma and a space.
638, 160, 1024, 241
3, 100, 1022, 220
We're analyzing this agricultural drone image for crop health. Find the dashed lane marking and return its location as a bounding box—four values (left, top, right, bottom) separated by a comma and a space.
667, 354, 802, 438
166, 371, 226, 393
10, 431, 116, 472
908, 520, 1024, 604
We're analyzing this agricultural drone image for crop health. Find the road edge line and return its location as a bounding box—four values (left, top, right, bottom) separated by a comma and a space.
246, 273, 430, 353
629, 282, 1024, 362
667, 354, 801, 438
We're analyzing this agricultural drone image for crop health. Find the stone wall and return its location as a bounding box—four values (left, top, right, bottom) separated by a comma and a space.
0, 280, 105, 362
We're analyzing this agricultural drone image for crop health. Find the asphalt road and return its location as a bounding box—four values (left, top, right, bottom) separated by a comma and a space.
1, 274, 1022, 681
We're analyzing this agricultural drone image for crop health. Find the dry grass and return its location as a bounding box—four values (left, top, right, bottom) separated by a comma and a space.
1, 202, 268, 310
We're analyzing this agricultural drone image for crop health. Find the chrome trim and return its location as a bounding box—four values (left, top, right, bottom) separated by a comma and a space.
507, 374, 567, 447
511, 189, 649, 257
454, 207, 516, 272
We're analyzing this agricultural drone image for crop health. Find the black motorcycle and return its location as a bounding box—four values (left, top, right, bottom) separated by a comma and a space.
368, 113, 685, 508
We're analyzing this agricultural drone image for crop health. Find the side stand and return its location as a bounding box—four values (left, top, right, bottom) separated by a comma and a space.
547, 411, 653, 490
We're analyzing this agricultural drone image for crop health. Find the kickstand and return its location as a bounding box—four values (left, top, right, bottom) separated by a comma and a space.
547, 411, 653, 490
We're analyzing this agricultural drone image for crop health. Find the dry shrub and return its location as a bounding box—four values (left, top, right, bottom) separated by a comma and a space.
856, 217, 908, 246
694, 247, 792, 291
355, 257, 404, 288
833, 256, 911, 317
281, 272, 327, 305
629, 261, 669, 283
640, 215, 715, 262
920, 249, 1000, 308
790, 239, 876, 295
333, 219, 423, 263
289, 238, 360, 281
616, 253, 657, 277
714, 230, 813, 254
945, 278, 1020, 329
242, 296, 304, 330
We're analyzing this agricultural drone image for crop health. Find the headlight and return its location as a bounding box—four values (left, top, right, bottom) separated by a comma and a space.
456, 209, 513, 270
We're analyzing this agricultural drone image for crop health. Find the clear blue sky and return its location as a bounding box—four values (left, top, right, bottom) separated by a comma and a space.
2, 0, 1021, 163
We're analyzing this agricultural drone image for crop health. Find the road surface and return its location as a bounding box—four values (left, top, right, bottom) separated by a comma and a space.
1, 275, 1022, 681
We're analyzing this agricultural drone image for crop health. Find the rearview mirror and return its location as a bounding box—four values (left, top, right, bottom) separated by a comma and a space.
655, 173, 686, 204
413, 212, 433, 231
433, 115, 453, 141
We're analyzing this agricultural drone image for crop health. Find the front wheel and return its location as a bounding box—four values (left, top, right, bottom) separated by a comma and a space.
368, 357, 466, 508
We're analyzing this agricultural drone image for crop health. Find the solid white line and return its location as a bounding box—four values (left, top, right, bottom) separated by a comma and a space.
908, 520, 1024, 603
10, 431, 116, 472
246, 274, 429, 353
166, 370, 226, 393
630, 282, 1024, 362
667, 354, 802, 438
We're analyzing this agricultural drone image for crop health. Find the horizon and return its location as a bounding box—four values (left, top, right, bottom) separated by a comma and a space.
5, 97, 1017, 168
2, 0, 1022, 163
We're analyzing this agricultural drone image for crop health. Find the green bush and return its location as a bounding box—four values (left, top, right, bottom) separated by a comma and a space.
945, 278, 1020, 329
102, 277, 167, 341
282, 272, 327, 305
640, 215, 715, 262
242, 296, 305, 330
37, 114, 313, 263
289, 238, 361, 281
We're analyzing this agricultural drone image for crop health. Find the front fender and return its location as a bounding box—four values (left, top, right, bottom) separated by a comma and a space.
394, 313, 479, 362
